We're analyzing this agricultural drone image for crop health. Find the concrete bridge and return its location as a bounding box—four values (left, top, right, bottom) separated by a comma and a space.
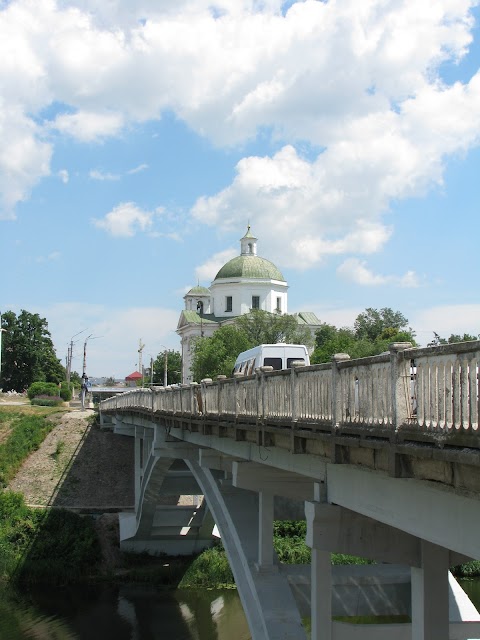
99, 340, 480, 640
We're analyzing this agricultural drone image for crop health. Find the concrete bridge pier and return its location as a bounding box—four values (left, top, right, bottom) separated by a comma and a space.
411, 541, 449, 640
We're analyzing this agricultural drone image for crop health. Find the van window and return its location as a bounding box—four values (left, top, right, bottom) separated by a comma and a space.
263, 357, 282, 370
287, 357, 305, 368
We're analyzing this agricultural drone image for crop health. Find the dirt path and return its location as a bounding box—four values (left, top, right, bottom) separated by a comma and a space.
7, 409, 135, 509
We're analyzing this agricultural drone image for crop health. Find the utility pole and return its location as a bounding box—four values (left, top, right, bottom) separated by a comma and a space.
0, 312, 6, 385
164, 349, 168, 387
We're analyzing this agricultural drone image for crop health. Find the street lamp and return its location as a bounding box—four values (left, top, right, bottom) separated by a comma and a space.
0, 312, 6, 386
81, 334, 102, 410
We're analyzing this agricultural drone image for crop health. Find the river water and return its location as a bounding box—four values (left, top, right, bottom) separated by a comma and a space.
0, 583, 251, 640
1, 578, 479, 639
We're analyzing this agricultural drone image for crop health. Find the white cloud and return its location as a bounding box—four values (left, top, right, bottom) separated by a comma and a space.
337, 258, 420, 288
91, 202, 158, 237
58, 169, 69, 183
410, 304, 480, 346
89, 169, 120, 181
35, 301, 180, 377
127, 163, 149, 174
0, 0, 479, 234
0, 104, 51, 219
50, 111, 125, 142
195, 248, 237, 282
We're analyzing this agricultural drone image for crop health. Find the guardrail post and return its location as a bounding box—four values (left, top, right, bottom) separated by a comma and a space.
258, 366, 273, 445
233, 372, 243, 422
200, 379, 212, 434
331, 353, 350, 463
290, 361, 303, 453
389, 342, 413, 476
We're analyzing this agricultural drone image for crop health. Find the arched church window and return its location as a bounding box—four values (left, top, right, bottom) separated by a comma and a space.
197, 300, 204, 314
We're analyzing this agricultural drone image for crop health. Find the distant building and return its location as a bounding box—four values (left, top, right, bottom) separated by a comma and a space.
177, 226, 321, 383
125, 371, 142, 387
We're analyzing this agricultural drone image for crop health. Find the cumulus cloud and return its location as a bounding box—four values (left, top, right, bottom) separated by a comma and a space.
50, 111, 125, 142
195, 248, 237, 282
337, 258, 420, 288
0, 0, 479, 242
91, 202, 158, 237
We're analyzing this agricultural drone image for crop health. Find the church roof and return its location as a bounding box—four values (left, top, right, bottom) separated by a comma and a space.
214, 255, 285, 282
186, 285, 210, 296
181, 310, 218, 325
296, 311, 322, 326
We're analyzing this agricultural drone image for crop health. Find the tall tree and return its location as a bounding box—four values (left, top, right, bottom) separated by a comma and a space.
191, 326, 251, 382
1, 310, 65, 392
354, 307, 411, 342
234, 310, 314, 348
311, 309, 416, 365
153, 350, 182, 386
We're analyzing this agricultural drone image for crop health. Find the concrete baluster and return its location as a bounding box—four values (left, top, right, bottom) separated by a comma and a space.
390, 342, 413, 431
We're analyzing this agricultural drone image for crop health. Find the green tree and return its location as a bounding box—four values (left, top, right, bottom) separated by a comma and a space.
354, 307, 411, 342
234, 310, 314, 348
311, 309, 416, 365
1, 310, 65, 392
191, 326, 251, 382
153, 350, 182, 386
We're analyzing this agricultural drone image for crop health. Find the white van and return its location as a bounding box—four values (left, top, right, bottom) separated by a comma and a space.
233, 344, 310, 376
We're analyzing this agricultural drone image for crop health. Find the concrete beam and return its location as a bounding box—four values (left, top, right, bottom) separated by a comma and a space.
327, 465, 480, 559
233, 461, 315, 501
305, 501, 421, 566
199, 449, 241, 472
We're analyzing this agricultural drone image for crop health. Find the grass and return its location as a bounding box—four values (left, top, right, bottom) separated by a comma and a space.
0, 409, 65, 487
0, 491, 102, 585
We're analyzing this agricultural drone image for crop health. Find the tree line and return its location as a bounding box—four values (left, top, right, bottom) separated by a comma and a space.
1, 307, 478, 392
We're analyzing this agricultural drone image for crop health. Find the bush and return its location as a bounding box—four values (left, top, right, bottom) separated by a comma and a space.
59, 384, 73, 402
31, 396, 63, 407
27, 382, 59, 400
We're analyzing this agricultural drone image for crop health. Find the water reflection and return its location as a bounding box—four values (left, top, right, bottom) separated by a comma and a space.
0, 583, 252, 640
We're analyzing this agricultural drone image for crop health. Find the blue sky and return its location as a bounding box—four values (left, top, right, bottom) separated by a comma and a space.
1, 0, 480, 378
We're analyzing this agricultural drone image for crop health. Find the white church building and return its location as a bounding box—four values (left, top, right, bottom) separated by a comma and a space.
176, 226, 321, 383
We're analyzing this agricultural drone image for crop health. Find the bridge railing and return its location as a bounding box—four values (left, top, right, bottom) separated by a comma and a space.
100, 340, 480, 445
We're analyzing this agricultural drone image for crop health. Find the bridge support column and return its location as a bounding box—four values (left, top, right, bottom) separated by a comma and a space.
411, 540, 449, 640
257, 491, 275, 569
311, 549, 332, 640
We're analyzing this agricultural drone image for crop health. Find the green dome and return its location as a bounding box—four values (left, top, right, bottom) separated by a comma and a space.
186, 285, 210, 295
214, 255, 285, 281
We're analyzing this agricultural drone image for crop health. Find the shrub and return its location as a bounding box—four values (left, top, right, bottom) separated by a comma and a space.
27, 382, 59, 400
31, 396, 63, 407
59, 384, 73, 402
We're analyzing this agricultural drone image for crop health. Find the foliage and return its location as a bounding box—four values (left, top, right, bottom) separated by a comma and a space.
152, 350, 182, 386
311, 308, 416, 364
31, 396, 64, 407
69, 371, 82, 388
452, 560, 480, 578
191, 325, 252, 381
59, 383, 73, 401
234, 310, 314, 348
428, 332, 479, 347
104, 376, 116, 386
354, 308, 411, 342
0, 410, 56, 487
1, 310, 65, 393
191, 310, 314, 381
27, 382, 59, 400
178, 542, 234, 588
0, 492, 101, 585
